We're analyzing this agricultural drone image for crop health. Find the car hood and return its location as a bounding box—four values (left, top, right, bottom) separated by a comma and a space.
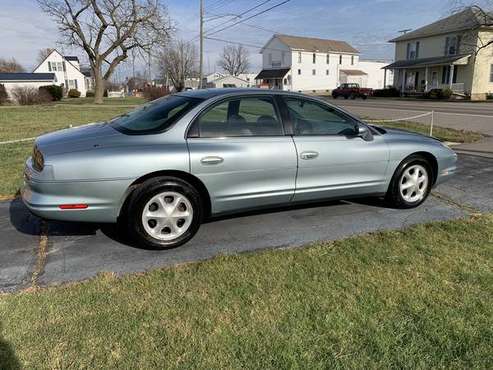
379, 126, 442, 143
36, 122, 127, 156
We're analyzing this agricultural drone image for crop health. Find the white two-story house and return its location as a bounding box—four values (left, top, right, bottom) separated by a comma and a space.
385, 7, 493, 100
33, 49, 88, 97
256, 34, 391, 92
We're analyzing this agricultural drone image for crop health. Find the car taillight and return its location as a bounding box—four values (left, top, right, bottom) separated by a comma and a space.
32, 145, 44, 172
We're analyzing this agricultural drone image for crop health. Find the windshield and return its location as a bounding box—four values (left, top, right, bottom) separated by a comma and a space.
110, 95, 202, 134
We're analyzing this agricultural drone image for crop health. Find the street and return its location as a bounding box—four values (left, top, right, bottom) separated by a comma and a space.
327, 98, 493, 136
1, 154, 492, 292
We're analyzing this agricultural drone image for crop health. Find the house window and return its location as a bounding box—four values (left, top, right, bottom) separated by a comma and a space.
445, 36, 461, 56
298, 69, 301, 75
57, 62, 63, 71
490, 64, 493, 83
339, 55, 343, 65
351, 55, 354, 65
326, 69, 329, 75
313, 53, 316, 63
298, 52, 302, 63
326, 54, 330, 64
407, 42, 420, 60
312, 69, 316, 75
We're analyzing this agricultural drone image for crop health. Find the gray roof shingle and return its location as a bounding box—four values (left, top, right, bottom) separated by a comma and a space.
390, 7, 492, 42
0, 73, 55, 81
274, 34, 359, 54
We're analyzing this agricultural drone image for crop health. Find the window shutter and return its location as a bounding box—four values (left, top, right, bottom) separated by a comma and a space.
75, 80, 78, 89
63, 62, 66, 71
444, 37, 450, 56
415, 42, 420, 59
406, 43, 411, 59
457, 35, 462, 54
48, 62, 51, 71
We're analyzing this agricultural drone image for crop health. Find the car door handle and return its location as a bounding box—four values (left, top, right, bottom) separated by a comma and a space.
300, 151, 319, 160
200, 156, 224, 165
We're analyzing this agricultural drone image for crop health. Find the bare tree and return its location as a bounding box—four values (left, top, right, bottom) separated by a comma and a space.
37, 48, 55, 65
0, 58, 25, 73
447, 2, 493, 54
218, 45, 250, 76
37, 0, 172, 103
158, 40, 197, 92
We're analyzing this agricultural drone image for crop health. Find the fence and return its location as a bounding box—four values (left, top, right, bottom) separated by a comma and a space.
1, 111, 439, 146
365, 111, 436, 136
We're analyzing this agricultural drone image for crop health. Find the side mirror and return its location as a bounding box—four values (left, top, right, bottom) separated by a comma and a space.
356, 124, 373, 141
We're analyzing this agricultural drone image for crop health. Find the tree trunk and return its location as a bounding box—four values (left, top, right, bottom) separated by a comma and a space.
94, 66, 105, 104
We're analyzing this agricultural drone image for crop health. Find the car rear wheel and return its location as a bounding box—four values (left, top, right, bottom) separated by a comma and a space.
127, 177, 202, 249
386, 155, 432, 209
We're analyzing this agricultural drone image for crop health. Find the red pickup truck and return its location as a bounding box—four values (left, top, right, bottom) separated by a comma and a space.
332, 83, 373, 100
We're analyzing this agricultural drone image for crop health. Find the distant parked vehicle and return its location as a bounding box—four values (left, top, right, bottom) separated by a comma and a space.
332, 83, 373, 100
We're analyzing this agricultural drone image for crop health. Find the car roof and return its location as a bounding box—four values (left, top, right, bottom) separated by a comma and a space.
175, 88, 307, 100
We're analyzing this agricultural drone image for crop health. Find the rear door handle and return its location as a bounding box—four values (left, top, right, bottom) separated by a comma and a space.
200, 156, 224, 165
300, 151, 319, 160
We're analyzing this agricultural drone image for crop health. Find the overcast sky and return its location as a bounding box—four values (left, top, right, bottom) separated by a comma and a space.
0, 0, 476, 77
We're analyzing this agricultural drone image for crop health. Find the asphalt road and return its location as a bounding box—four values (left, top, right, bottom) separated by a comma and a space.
1, 154, 491, 293
326, 98, 493, 136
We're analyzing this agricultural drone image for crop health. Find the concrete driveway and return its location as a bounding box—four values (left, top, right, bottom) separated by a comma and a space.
327, 98, 493, 136
1, 154, 492, 292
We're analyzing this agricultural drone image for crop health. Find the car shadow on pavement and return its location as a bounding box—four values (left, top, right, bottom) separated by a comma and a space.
8, 197, 132, 246
0, 323, 21, 370
8, 196, 391, 250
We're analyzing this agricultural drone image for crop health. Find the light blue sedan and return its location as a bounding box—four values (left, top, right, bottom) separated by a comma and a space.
22, 89, 457, 249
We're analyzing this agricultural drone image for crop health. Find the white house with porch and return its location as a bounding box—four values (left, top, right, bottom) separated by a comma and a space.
33, 49, 88, 97
385, 7, 493, 100
255, 34, 391, 92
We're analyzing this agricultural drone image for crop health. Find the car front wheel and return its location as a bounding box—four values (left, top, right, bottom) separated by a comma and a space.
127, 177, 202, 249
386, 156, 432, 209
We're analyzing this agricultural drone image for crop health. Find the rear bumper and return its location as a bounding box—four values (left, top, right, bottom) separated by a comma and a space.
21, 163, 133, 223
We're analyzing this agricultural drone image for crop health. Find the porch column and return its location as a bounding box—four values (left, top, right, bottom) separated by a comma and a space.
449, 64, 455, 87
383, 68, 387, 88
401, 69, 406, 93
424, 66, 429, 92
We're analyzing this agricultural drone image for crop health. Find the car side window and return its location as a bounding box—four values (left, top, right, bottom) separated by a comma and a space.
197, 96, 284, 138
284, 98, 358, 136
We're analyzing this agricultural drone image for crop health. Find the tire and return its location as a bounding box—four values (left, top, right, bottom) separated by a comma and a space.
350, 94, 356, 100
126, 176, 203, 249
362, 95, 368, 100
386, 155, 433, 209
344, 95, 349, 99
332, 93, 338, 99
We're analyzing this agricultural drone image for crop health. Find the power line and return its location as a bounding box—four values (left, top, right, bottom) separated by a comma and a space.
205, 36, 288, 53
202, 0, 274, 37
241, 22, 282, 34
205, 0, 292, 37
206, 0, 234, 13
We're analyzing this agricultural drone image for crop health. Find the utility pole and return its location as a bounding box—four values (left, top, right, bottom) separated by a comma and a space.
199, 0, 204, 89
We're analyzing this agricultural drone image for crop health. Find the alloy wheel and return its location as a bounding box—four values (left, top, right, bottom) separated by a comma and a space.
399, 164, 429, 203
141, 191, 194, 241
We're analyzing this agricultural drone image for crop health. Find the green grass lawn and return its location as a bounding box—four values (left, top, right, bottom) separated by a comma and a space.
0, 100, 143, 196
0, 215, 492, 369
56, 96, 146, 105
376, 120, 484, 144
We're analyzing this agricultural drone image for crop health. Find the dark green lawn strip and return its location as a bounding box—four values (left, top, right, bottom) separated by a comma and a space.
374, 121, 484, 144
1, 215, 492, 369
